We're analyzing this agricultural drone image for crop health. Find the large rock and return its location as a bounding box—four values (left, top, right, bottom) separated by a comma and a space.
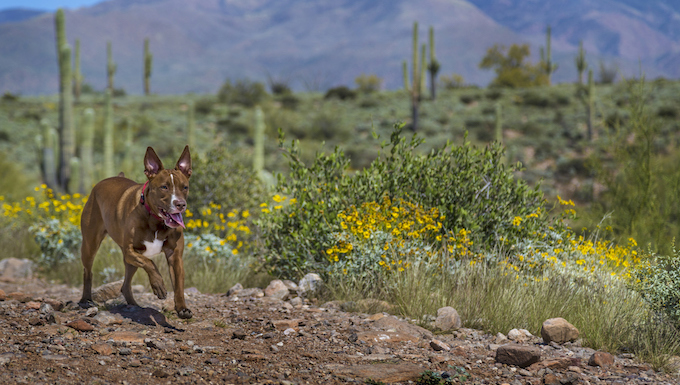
298, 273, 323, 294
0, 258, 34, 280
541, 317, 579, 344
92, 280, 124, 303
434, 306, 461, 331
588, 351, 614, 367
495, 344, 542, 368
264, 279, 289, 300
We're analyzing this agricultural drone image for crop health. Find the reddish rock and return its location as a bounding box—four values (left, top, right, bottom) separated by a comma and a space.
430, 339, 451, 351
66, 319, 94, 332
333, 363, 424, 383
528, 357, 581, 372
495, 344, 541, 368
588, 351, 615, 367
7, 292, 32, 302
271, 319, 302, 330
0, 288, 6, 301
91, 343, 114, 355
264, 279, 289, 300
543, 373, 561, 385
43, 298, 64, 311
25, 301, 41, 310
541, 317, 579, 344
434, 306, 462, 331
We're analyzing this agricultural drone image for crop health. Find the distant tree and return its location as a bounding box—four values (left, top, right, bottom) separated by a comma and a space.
217, 79, 267, 107
598, 60, 618, 84
354, 74, 382, 93
479, 44, 548, 88
440, 74, 465, 89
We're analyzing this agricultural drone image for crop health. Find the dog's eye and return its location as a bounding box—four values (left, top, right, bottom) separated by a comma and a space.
160, 185, 168, 190
183, 186, 188, 190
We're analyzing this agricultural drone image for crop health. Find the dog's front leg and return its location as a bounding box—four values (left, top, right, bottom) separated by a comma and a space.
123, 246, 167, 302
164, 237, 192, 319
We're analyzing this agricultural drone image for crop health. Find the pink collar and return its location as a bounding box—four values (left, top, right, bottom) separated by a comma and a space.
140, 181, 164, 222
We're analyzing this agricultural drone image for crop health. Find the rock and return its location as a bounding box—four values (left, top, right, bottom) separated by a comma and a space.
118, 348, 132, 355
43, 298, 63, 311
282, 280, 299, 291
264, 279, 289, 300
528, 357, 580, 372
39, 302, 54, 315
495, 344, 541, 368
434, 306, 461, 331
298, 273, 322, 294
495, 332, 509, 344
226, 283, 243, 296
588, 351, 614, 367
543, 373, 561, 385
332, 363, 424, 383
289, 297, 303, 308
235, 288, 264, 298
0, 288, 5, 300
7, 292, 31, 302
25, 301, 41, 310
184, 287, 200, 295
430, 339, 451, 351
92, 280, 124, 303
145, 338, 167, 350
66, 319, 94, 332
356, 331, 419, 345
372, 315, 433, 340
272, 319, 302, 330
85, 307, 99, 317
152, 369, 170, 378
93, 311, 124, 326
0, 258, 34, 280
541, 318, 579, 344
507, 328, 533, 342
91, 343, 114, 355
232, 330, 247, 340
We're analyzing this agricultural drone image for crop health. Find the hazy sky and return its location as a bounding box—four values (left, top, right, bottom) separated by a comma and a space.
0, 0, 103, 11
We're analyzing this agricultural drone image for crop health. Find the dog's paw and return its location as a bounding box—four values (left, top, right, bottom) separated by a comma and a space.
78, 299, 96, 308
150, 283, 167, 300
177, 308, 193, 319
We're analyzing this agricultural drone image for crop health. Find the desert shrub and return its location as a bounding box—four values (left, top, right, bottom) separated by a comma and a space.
278, 93, 300, 110
217, 79, 268, 107
2, 92, 19, 102
439, 74, 465, 89
631, 244, 680, 326
355, 74, 382, 94
657, 105, 677, 118
187, 146, 266, 217
112, 88, 126, 97
459, 94, 480, 105
324, 86, 356, 100
308, 109, 350, 141
257, 123, 556, 277
194, 98, 214, 115
216, 119, 249, 136
359, 97, 379, 109
485, 89, 503, 100
521, 90, 550, 107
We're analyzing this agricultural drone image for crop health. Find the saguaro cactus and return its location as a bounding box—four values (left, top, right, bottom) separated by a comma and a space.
107, 41, 117, 91
427, 26, 440, 100
69, 157, 81, 194
403, 22, 423, 131
103, 89, 115, 177
575, 40, 587, 85
495, 102, 503, 144
541, 25, 558, 85
73, 38, 83, 103
81, 108, 95, 190
40, 119, 57, 189
187, 100, 196, 151
586, 69, 594, 141
55, 9, 75, 193
253, 106, 265, 178
144, 38, 152, 95
122, 117, 134, 175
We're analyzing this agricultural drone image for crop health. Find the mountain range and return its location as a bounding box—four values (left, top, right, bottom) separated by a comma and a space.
0, 0, 678, 95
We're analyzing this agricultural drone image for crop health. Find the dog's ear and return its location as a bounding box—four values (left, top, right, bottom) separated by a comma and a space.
175, 145, 192, 178
144, 147, 164, 179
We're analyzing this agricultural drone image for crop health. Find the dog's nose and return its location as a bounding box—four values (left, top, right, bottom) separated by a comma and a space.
174, 199, 186, 211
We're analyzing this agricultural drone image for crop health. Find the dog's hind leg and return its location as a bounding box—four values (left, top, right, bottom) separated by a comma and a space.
79, 199, 107, 306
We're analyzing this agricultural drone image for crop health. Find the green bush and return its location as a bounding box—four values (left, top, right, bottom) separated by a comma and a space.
257, 123, 556, 277
217, 79, 268, 107
631, 244, 680, 326
354, 74, 382, 94
187, 146, 267, 219
324, 86, 356, 100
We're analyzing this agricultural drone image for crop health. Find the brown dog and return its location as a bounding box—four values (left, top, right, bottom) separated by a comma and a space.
79, 146, 193, 319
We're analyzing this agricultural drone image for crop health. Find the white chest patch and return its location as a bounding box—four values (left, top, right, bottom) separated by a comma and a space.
142, 231, 165, 257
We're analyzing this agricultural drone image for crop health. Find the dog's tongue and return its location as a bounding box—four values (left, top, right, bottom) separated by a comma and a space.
169, 212, 185, 228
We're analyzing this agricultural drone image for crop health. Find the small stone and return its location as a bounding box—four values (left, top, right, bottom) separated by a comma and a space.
92, 280, 124, 303
588, 351, 614, 367
367, 313, 385, 321
152, 369, 169, 378
25, 301, 41, 310
226, 283, 243, 297
518, 369, 532, 376
85, 307, 99, 317
289, 297, 303, 308
28, 316, 44, 326
541, 317, 579, 344
43, 298, 63, 311
495, 344, 541, 368
430, 339, 451, 351
282, 280, 299, 291
145, 339, 167, 350
39, 303, 54, 315
232, 330, 247, 340
66, 319, 94, 332
283, 328, 297, 336
264, 279, 289, 300
272, 319, 302, 330
507, 328, 533, 342
543, 373, 560, 385
118, 347, 132, 356
434, 306, 462, 331
7, 292, 32, 302
177, 366, 195, 376
129, 359, 141, 367
298, 273, 323, 294
92, 343, 114, 356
